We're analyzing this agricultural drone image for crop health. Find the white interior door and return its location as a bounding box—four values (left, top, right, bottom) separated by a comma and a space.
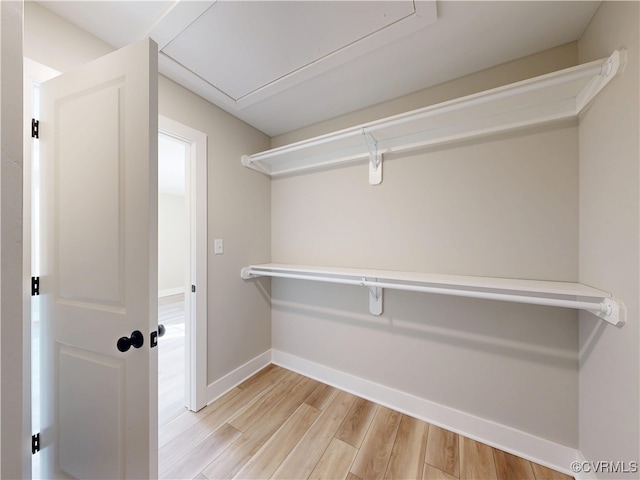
38, 38, 158, 479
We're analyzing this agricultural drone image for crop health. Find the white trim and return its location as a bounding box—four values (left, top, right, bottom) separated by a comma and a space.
24, 57, 61, 479
206, 350, 272, 404
271, 349, 579, 476
158, 287, 184, 298
159, 115, 208, 412
572, 450, 597, 480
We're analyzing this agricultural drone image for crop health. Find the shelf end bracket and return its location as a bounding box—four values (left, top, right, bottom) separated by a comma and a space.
241, 267, 255, 279
362, 129, 383, 185
576, 49, 627, 112
241, 154, 272, 176
592, 298, 625, 326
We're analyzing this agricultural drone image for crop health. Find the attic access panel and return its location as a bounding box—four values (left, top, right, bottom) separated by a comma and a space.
160, 1, 436, 108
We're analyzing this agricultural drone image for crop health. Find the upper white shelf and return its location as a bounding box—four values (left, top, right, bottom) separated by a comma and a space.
242, 50, 626, 184
241, 263, 625, 326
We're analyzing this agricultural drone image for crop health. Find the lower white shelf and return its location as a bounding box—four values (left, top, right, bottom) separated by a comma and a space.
241, 263, 625, 326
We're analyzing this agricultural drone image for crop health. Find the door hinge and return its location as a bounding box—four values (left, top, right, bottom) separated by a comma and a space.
191, 284, 196, 293
31, 277, 40, 296
32, 433, 40, 454
31, 119, 39, 139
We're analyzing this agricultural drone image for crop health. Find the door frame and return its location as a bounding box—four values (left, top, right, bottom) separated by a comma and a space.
159, 115, 208, 412
23, 57, 61, 479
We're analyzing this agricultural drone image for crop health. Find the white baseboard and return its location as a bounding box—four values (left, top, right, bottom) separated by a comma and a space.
206, 350, 272, 405
271, 349, 579, 477
571, 450, 597, 480
158, 287, 184, 298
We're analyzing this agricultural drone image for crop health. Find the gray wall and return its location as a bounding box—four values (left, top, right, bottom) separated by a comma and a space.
158, 76, 271, 382
1, 1, 25, 477
578, 2, 640, 476
24, 2, 113, 71
158, 193, 186, 296
271, 45, 581, 446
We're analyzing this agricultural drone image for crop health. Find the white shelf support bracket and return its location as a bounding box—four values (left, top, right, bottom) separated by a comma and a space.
241, 154, 271, 176
362, 277, 383, 315
362, 129, 383, 185
576, 49, 626, 112
591, 298, 626, 327
240, 267, 254, 279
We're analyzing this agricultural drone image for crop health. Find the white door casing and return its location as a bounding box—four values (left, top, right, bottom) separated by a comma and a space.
38, 39, 158, 479
159, 115, 208, 412
24, 56, 61, 480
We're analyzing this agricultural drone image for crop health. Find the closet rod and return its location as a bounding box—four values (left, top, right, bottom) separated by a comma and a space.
241, 266, 624, 325
360, 279, 610, 314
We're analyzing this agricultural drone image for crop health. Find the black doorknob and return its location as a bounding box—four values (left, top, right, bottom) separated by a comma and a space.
117, 330, 144, 352
158, 324, 166, 337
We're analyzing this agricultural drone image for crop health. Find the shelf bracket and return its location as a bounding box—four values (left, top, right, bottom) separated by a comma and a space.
241, 154, 271, 176
362, 277, 383, 315
590, 297, 625, 327
576, 49, 626, 112
362, 129, 382, 185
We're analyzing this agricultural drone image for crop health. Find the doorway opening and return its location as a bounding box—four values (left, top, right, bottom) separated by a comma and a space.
158, 116, 208, 414
158, 132, 189, 423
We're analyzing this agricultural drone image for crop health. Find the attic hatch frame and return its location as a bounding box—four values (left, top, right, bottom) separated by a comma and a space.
241, 50, 626, 185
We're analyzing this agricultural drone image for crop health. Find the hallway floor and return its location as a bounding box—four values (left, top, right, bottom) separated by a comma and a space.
159, 293, 187, 427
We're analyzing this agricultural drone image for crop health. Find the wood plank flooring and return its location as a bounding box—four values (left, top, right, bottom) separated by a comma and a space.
31, 295, 573, 480
159, 294, 187, 426
159, 364, 574, 480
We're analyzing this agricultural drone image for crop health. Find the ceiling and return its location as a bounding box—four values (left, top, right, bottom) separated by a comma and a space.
39, 1, 601, 137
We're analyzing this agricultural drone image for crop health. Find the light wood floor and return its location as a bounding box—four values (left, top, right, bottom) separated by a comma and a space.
31, 296, 573, 479
159, 294, 187, 426
158, 364, 574, 480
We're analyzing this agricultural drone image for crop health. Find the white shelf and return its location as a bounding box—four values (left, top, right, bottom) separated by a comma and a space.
242, 50, 625, 185
241, 263, 625, 326
240, 50, 627, 326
